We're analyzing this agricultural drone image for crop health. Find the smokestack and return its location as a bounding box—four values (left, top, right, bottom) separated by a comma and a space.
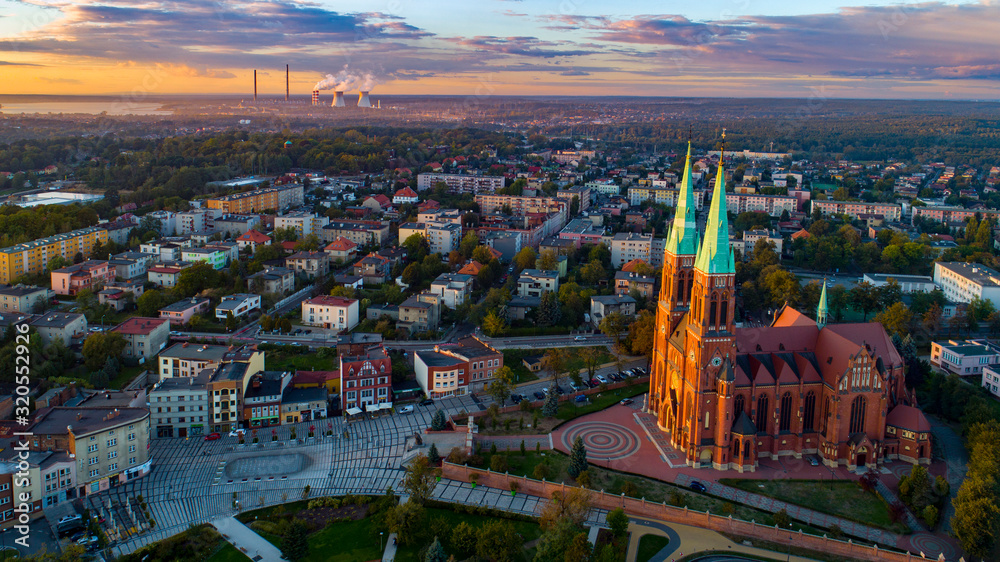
311, 90, 319, 106
332, 91, 345, 107
254, 70, 257, 102
285, 64, 289, 101
358, 91, 371, 108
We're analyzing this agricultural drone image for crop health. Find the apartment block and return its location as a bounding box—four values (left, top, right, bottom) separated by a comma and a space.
320, 220, 391, 247
811, 200, 903, 221
275, 212, 330, 238
725, 193, 799, 217
301, 296, 359, 331
933, 262, 1000, 306
50, 260, 115, 296
417, 173, 504, 193
0, 226, 109, 284
0, 285, 48, 313
205, 184, 304, 213
110, 317, 169, 361
150, 371, 210, 438
628, 186, 706, 208
398, 292, 442, 334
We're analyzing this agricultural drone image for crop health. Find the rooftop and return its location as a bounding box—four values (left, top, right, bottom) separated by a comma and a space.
112, 317, 168, 336
159, 297, 209, 312
29, 406, 148, 437
160, 342, 232, 361
935, 262, 1000, 287
304, 296, 358, 307
30, 312, 84, 329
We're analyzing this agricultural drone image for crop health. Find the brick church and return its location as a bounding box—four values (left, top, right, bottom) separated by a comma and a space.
648, 142, 932, 472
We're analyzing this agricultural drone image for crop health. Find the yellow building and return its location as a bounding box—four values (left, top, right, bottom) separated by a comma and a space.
0, 227, 109, 284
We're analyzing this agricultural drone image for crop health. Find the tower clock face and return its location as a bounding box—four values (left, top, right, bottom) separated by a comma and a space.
711, 357, 722, 367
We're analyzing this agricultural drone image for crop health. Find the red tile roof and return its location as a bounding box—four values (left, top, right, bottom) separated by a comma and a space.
237, 229, 271, 244
394, 187, 418, 199
112, 317, 168, 336
304, 296, 358, 307
458, 260, 485, 276
886, 404, 932, 432
621, 259, 648, 273
325, 237, 358, 252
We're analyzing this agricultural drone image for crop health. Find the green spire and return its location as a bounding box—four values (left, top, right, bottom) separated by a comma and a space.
664, 142, 698, 256
817, 279, 829, 328
694, 159, 736, 274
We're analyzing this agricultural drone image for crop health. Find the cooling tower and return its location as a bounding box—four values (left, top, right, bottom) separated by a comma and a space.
332, 91, 345, 107
357, 91, 372, 108
311, 90, 319, 105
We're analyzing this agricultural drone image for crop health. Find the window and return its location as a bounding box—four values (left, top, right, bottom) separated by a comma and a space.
779, 392, 792, 432
108, 451, 118, 460
734, 395, 745, 417
129, 457, 136, 465
108, 463, 117, 472
89, 469, 99, 478
88, 457, 98, 466
755, 395, 769, 434
129, 444, 136, 453
88, 444, 98, 453
849, 396, 867, 435
107, 438, 117, 447
803, 392, 816, 433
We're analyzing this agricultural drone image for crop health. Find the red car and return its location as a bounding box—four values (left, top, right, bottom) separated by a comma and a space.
203, 432, 221, 441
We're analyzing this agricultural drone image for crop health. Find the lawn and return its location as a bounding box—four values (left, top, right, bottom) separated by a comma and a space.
266, 351, 337, 372
504, 346, 617, 386
636, 534, 670, 562
555, 383, 647, 421
205, 543, 251, 562
718, 479, 901, 532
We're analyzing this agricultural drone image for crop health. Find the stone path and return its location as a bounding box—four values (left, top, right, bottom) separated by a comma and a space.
431, 478, 609, 527
474, 435, 551, 451
873, 478, 922, 532
212, 515, 284, 562
382, 532, 398, 562
672, 473, 899, 545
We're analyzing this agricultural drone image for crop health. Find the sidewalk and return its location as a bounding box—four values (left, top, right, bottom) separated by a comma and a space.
626, 517, 820, 562
382, 532, 398, 561
211, 515, 285, 562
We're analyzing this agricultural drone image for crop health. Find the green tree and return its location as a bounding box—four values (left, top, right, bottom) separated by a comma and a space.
427, 443, 441, 465
459, 232, 480, 258
136, 289, 164, 317
476, 519, 521, 562
538, 249, 559, 271
599, 312, 629, 347
627, 310, 656, 356
564, 533, 592, 562
425, 536, 447, 562
580, 260, 605, 285
534, 517, 581, 562
385, 500, 426, 546
259, 314, 274, 332
588, 244, 611, 267
431, 409, 447, 431
280, 521, 308, 561
542, 383, 559, 417
451, 521, 477, 555
472, 245, 496, 265
82, 331, 126, 371
487, 366, 515, 406
514, 247, 537, 271
402, 454, 437, 505
874, 302, 912, 338
403, 233, 430, 262
225, 311, 238, 332
176, 262, 220, 298
606, 508, 629, 540
849, 281, 880, 320
537, 291, 562, 327
568, 436, 588, 478
482, 310, 508, 337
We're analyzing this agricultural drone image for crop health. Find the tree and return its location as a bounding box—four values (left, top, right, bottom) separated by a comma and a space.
401, 454, 437, 505
540, 487, 592, 530
459, 232, 480, 258
176, 262, 220, 298
538, 249, 559, 271
849, 282, 880, 320
482, 310, 508, 337
542, 348, 565, 382
260, 314, 274, 332
568, 436, 588, 478
451, 521, 477, 555
425, 537, 447, 562
537, 291, 562, 327
472, 245, 496, 265
773, 508, 791, 528
564, 533, 592, 562
403, 233, 430, 262
534, 517, 582, 562
580, 260, 605, 285
385, 500, 426, 546
136, 289, 164, 317
225, 311, 238, 332
487, 366, 515, 406
281, 521, 308, 561
542, 383, 559, 417
606, 508, 629, 540
428, 443, 441, 465
599, 312, 629, 347
514, 247, 537, 271
431, 409, 447, 431
626, 310, 656, 356
874, 302, 912, 338
82, 331, 126, 371
476, 519, 521, 562
279, 318, 292, 333
46, 255, 69, 272
580, 347, 602, 381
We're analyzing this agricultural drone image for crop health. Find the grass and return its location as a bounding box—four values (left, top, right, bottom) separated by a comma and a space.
266, 351, 337, 372
109, 364, 146, 390
718, 479, 903, 533
554, 383, 647, 421
503, 346, 617, 386
204, 543, 251, 562
636, 534, 670, 562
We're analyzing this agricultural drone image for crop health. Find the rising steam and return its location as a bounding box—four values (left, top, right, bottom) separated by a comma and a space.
314, 66, 382, 91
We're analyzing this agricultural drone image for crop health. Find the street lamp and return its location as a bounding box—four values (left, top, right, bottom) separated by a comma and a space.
380, 531, 384, 552
786, 524, 794, 562
100, 313, 107, 331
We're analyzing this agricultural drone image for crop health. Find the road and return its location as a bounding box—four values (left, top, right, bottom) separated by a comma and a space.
491, 357, 649, 408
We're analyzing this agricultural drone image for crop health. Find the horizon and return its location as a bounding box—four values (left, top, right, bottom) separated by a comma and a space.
1, 1, 999, 100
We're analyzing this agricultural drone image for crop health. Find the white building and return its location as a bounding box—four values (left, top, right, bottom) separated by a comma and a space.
605, 232, 659, 268
215, 294, 261, 319
982, 365, 1000, 399
932, 262, 1000, 306
429, 273, 474, 308
275, 212, 330, 238
301, 296, 359, 331
862, 273, 938, 293
397, 222, 462, 255
417, 173, 504, 193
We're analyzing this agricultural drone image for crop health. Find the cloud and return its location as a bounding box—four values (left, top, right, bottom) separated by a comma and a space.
0, 60, 41, 66
39, 77, 81, 83
558, 69, 589, 76
157, 63, 236, 79
448, 36, 596, 58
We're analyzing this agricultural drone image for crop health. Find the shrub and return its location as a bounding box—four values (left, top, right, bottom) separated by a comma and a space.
620, 481, 639, 498
668, 491, 683, 507
532, 464, 551, 480
773, 508, 791, 528
828, 524, 843, 539
923, 505, 939, 528
490, 455, 508, 473
446, 447, 468, 464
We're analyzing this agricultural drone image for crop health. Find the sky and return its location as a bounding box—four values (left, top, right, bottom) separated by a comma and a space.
0, 0, 998, 99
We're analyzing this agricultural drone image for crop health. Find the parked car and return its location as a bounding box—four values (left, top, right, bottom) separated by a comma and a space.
228, 429, 245, 438
510, 394, 523, 404
58, 515, 82, 526
574, 336, 586, 341
533, 391, 545, 400
808, 456, 820, 466
620, 398, 634, 406
69, 531, 87, 542
574, 395, 588, 403
203, 432, 221, 441
609, 373, 622, 382
588, 379, 600, 388
570, 382, 586, 391
420, 399, 434, 406
399, 405, 414, 414
556, 386, 567, 395
689, 481, 708, 493
76, 536, 99, 547
596, 374, 609, 384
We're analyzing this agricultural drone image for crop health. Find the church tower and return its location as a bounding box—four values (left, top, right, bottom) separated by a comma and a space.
817, 280, 829, 329
676, 134, 738, 468
649, 142, 699, 426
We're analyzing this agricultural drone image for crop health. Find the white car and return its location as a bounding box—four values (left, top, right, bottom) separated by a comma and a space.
229, 429, 245, 438
596, 374, 609, 384
398, 405, 415, 414
574, 336, 586, 341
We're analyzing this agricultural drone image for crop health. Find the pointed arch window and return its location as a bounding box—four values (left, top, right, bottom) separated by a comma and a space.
734, 394, 745, 416
803, 392, 816, 433
779, 392, 792, 432
849, 396, 867, 434
755, 395, 769, 434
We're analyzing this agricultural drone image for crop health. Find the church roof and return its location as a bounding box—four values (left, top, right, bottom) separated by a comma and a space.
664, 142, 699, 257
694, 161, 736, 274
772, 306, 817, 328
886, 404, 932, 433
732, 411, 757, 435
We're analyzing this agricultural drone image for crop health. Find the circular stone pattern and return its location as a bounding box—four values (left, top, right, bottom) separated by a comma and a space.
906, 533, 957, 561
561, 422, 641, 461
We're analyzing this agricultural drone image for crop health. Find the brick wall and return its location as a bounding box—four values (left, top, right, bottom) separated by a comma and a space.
441, 462, 925, 562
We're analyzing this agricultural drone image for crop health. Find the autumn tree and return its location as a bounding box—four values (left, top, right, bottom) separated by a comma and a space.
874, 302, 912, 338
482, 310, 508, 337
540, 487, 592, 530
600, 312, 629, 348
401, 454, 437, 505
514, 247, 537, 271
538, 249, 559, 271
487, 366, 515, 406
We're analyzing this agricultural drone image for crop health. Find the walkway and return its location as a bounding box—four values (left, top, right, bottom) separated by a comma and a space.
382, 532, 398, 561
212, 515, 284, 562
626, 517, 819, 562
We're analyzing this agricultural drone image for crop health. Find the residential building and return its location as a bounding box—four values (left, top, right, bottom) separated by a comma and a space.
393, 187, 420, 204
933, 262, 1000, 306
149, 370, 210, 438
517, 269, 559, 298
811, 200, 903, 221
206, 184, 304, 213
0, 226, 109, 284
147, 263, 191, 288
301, 296, 359, 331
159, 297, 211, 325
861, 274, 938, 293
180, 248, 226, 270
586, 180, 620, 196
417, 173, 504, 193
0, 285, 48, 313
108, 251, 157, 280
884, 405, 933, 466
429, 273, 474, 308
628, 186, 706, 208
336, 333, 384, 356
205, 241, 239, 265
215, 294, 261, 320
432, 336, 503, 394
145, 211, 176, 236
340, 346, 393, 411
214, 214, 261, 238
140, 240, 184, 261
590, 295, 637, 328
981, 365, 1000, 399
398, 292, 441, 334
320, 220, 391, 247
175, 210, 209, 235
247, 266, 295, 294
606, 233, 657, 268
27, 407, 151, 497
111, 317, 169, 362
911, 205, 1000, 225
556, 185, 592, 211
236, 229, 272, 252
50, 261, 114, 296
726, 193, 799, 217
398, 222, 462, 255
324, 237, 359, 264
930, 339, 1000, 375
414, 349, 468, 399
31, 450, 77, 511
275, 212, 330, 238
352, 253, 391, 285
558, 219, 605, 248
159, 343, 232, 379
30, 313, 87, 347
614, 271, 655, 298
474, 194, 569, 217
286, 251, 330, 280
742, 230, 784, 258
243, 371, 293, 428
206, 360, 257, 433
281, 387, 328, 424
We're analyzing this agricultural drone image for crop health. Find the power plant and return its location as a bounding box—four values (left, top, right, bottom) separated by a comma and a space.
358, 91, 372, 108
332, 91, 346, 107
311, 90, 319, 105
242, 65, 382, 109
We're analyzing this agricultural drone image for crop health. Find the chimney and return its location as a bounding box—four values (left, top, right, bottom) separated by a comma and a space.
357, 91, 371, 108
285, 64, 289, 102
311, 90, 319, 105
253, 69, 257, 102
332, 91, 345, 107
